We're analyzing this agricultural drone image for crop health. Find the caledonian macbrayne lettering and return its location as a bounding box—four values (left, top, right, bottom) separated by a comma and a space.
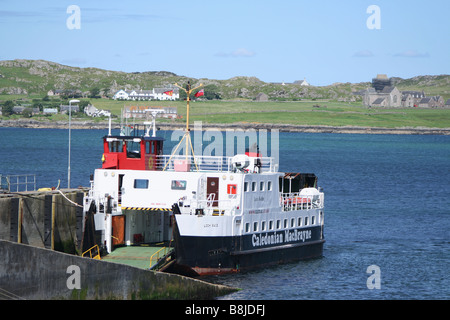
252, 228, 312, 247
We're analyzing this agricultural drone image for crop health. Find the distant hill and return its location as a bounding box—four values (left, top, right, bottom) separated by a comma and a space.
0, 59, 448, 101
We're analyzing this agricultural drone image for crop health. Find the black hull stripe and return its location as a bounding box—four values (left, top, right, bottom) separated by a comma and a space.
173, 222, 324, 275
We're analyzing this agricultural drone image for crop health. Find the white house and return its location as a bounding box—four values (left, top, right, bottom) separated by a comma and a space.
84, 104, 111, 117
294, 78, 310, 86
113, 88, 179, 101
43, 107, 58, 114
152, 88, 179, 100
113, 90, 130, 100
123, 105, 177, 119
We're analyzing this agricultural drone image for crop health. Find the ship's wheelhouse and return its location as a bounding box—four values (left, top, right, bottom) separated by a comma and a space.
101, 135, 164, 170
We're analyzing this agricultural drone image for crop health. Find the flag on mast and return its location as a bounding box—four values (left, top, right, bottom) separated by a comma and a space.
194, 89, 204, 97
163, 90, 173, 96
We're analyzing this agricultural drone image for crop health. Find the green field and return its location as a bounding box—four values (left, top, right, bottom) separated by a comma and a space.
92, 99, 450, 129
1, 95, 450, 129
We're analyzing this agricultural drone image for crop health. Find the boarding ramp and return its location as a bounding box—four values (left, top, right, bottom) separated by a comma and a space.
101, 242, 174, 270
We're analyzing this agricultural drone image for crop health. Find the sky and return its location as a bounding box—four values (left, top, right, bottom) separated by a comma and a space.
0, 0, 449, 86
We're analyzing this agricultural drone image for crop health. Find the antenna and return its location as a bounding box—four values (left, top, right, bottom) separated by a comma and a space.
144, 108, 164, 137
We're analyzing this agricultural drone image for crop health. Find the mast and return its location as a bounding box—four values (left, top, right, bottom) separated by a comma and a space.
163, 81, 203, 171
174, 81, 203, 158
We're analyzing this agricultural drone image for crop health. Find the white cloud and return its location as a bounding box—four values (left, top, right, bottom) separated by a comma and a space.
353, 50, 374, 57
231, 48, 256, 57
215, 48, 256, 58
394, 50, 430, 58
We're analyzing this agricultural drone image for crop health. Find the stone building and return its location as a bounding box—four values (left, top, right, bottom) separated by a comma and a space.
371, 74, 392, 92
401, 91, 425, 107
363, 86, 402, 107
255, 92, 269, 101
401, 94, 414, 107
432, 96, 444, 107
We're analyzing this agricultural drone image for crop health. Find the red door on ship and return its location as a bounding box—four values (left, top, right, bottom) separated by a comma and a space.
111, 215, 125, 247
206, 177, 219, 207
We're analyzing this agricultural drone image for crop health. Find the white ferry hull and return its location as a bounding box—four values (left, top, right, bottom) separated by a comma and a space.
173, 213, 324, 276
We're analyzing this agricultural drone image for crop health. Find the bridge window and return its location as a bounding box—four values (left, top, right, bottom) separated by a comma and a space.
252, 182, 257, 192
268, 181, 272, 191
146, 141, 155, 154
108, 140, 123, 152
126, 140, 141, 159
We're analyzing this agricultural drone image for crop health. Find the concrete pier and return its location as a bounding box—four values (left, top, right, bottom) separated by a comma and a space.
0, 189, 237, 299
0, 189, 85, 253
0, 240, 236, 300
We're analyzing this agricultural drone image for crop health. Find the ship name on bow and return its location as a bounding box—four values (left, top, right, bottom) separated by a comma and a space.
251, 229, 312, 247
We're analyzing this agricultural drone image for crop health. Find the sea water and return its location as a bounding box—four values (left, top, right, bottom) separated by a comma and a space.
0, 127, 448, 299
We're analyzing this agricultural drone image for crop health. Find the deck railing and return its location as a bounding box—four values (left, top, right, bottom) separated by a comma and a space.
0, 174, 36, 192
155, 155, 276, 173
82, 245, 101, 260
280, 192, 324, 211
149, 247, 172, 269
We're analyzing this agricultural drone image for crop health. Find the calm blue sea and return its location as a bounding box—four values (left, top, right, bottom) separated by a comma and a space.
0, 127, 449, 299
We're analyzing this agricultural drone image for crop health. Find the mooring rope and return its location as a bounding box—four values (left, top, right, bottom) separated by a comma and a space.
57, 189, 83, 208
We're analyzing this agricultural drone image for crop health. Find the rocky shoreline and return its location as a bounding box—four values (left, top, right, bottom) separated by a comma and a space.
1, 118, 449, 135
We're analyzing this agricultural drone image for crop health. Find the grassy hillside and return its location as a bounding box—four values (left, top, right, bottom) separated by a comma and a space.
1, 59, 449, 101
1, 59, 449, 129
0, 59, 186, 97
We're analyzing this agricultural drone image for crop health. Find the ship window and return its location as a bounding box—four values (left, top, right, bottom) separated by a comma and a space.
245, 223, 250, 233
269, 220, 274, 230
261, 221, 266, 231
134, 179, 148, 189
252, 182, 257, 192
291, 218, 295, 228
298, 217, 302, 226
126, 140, 141, 159
304, 216, 308, 226
145, 141, 155, 154
311, 216, 315, 225
283, 219, 288, 229
244, 182, 249, 192
253, 222, 258, 232
260, 181, 265, 191
276, 220, 281, 229
171, 180, 187, 190
268, 181, 272, 191
108, 140, 123, 153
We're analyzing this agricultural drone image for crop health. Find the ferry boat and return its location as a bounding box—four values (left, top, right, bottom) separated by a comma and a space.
82, 84, 325, 276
